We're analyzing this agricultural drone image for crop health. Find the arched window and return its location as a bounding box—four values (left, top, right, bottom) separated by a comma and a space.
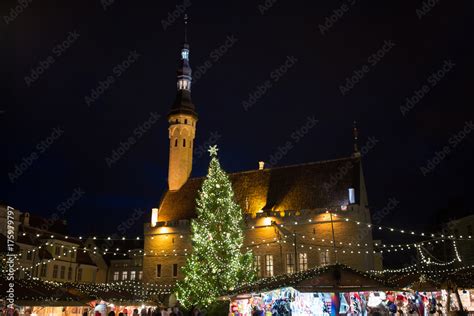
183, 139, 186, 147
175, 139, 178, 147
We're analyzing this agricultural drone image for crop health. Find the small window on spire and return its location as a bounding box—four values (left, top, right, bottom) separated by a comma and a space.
185, 119, 188, 124
183, 139, 186, 147
348, 188, 355, 204
181, 49, 189, 60
175, 139, 178, 147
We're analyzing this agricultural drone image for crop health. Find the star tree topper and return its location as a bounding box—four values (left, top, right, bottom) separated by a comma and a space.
208, 145, 219, 157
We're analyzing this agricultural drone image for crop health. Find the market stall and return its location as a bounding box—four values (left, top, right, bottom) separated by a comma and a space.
226, 264, 396, 315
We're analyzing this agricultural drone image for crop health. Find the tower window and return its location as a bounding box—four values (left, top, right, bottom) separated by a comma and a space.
265, 255, 274, 277
156, 264, 162, 278
299, 253, 308, 271
348, 188, 355, 204
172, 264, 178, 277
254, 255, 261, 277
175, 139, 178, 147
183, 139, 186, 147
286, 253, 295, 274
184, 119, 188, 124
40, 264, 47, 277
320, 251, 330, 266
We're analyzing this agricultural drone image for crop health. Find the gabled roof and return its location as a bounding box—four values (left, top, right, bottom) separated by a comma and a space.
158, 156, 361, 221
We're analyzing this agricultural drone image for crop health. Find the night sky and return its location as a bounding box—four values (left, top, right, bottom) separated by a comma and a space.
2, 0, 473, 243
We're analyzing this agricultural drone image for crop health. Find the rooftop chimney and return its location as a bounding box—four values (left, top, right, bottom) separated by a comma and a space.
258, 161, 265, 170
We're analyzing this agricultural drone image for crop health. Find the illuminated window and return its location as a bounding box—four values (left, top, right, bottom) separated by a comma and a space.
254, 255, 261, 277
138, 271, 143, 280
265, 255, 274, 277
68, 267, 72, 280
286, 253, 295, 274
348, 188, 355, 204
60, 266, 65, 279
122, 271, 128, 280
299, 253, 308, 271
40, 264, 47, 277
173, 264, 178, 278
181, 49, 189, 60
113, 271, 119, 281
52, 265, 58, 278
320, 251, 330, 266
78, 268, 83, 281
156, 264, 161, 278
130, 271, 136, 280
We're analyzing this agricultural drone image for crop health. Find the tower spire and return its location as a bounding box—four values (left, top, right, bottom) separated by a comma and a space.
352, 120, 360, 157
166, 14, 198, 191
184, 13, 188, 43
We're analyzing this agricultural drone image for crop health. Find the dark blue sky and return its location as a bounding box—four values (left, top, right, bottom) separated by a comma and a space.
2, 0, 473, 241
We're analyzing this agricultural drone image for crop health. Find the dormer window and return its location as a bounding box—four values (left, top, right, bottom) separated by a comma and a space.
348, 188, 355, 204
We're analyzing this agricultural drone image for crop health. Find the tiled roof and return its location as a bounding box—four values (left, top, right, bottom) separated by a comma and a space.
158, 156, 361, 221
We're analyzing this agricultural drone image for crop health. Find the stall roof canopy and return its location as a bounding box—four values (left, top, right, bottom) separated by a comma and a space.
0, 277, 168, 305
229, 264, 395, 296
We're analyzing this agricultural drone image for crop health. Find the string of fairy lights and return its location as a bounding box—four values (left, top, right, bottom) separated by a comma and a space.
8, 209, 473, 278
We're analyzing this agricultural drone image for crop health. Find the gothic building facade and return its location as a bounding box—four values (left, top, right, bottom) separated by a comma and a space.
143, 38, 381, 286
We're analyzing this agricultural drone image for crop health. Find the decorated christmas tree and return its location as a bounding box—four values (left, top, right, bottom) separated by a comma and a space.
177, 145, 255, 308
